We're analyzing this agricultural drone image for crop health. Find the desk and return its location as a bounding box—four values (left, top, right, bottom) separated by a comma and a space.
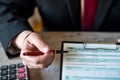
1, 32, 120, 80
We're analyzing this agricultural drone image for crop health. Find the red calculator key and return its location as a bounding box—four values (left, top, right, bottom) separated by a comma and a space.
18, 68, 25, 73
18, 73, 26, 79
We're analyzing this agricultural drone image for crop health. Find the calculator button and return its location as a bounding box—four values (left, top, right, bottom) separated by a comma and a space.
1, 75, 8, 80
18, 63, 24, 68
18, 73, 26, 79
9, 74, 17, 80
1, 70, 8, 75
1, 66, 8, 70
18, 68, 25, 73
0, 63, 29, 80
9, 64, 16, 69
9, 69, 16, 74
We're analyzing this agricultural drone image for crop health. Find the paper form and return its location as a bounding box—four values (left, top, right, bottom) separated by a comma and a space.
61, 42, 120, 80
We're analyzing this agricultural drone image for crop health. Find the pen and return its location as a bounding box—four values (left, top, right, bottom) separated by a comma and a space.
23, 50, 68, 56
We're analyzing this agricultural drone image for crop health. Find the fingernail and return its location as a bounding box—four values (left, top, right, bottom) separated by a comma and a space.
42, 47, 49, 53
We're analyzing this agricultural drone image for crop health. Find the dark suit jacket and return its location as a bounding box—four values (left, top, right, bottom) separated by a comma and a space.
0, 0, 120, 53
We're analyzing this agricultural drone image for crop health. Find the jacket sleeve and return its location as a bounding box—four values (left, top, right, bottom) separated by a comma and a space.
0, 0, 36, 55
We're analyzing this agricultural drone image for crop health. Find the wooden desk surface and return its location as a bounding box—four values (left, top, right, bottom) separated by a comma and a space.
1, 32, 120, 80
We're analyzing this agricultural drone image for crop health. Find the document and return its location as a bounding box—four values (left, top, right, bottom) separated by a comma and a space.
60, 41, 120, 80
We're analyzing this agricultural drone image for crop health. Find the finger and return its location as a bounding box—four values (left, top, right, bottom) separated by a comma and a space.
22, 56, 53, 69
27, 56, 54, 68
22, 39, 39, 51
21, 51, 54, 67
21, 54, 42, 68
22, 52, 54, 65
36, 56, 55, 68
36, 51, 54, 63
20, 48, 54, 68
27, 33, 50, 53
42, 55, 55, 68
22, 59, 40, 68
21, 49, 54, 63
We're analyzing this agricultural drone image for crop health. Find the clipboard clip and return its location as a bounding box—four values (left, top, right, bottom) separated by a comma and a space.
83, 42, 119, 50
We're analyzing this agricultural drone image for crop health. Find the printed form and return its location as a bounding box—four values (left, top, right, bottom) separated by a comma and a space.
61, 42, 120, 80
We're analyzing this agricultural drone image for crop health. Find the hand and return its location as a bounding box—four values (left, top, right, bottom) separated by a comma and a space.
13, 31, 55, 68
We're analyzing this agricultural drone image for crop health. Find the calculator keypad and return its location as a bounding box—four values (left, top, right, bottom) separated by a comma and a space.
0, 63, 29, 80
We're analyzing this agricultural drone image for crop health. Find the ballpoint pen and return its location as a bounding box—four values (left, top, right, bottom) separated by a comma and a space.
23, 50, 68, 56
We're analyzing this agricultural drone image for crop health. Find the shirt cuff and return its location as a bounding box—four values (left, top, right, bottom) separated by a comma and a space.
7, 41, 20, 55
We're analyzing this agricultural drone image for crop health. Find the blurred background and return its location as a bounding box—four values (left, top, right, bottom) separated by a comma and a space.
28, 7, 43, 32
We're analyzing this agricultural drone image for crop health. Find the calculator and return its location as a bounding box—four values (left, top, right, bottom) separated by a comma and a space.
0, 63, 29, 80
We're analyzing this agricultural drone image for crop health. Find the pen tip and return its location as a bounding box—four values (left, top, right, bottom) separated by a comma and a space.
56, 50, 68, 54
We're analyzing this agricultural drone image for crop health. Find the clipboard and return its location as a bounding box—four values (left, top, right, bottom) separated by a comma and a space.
60, 41, 120, 80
